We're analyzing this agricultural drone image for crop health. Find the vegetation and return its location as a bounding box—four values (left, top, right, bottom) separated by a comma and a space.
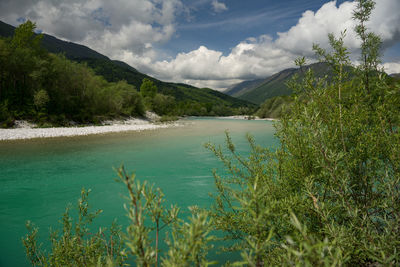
0, 21, 145, 127
23, 167, 215, 267
0, 22, 257, 127
226, 62, 338, 105
22, 0, 400, 266
77, 57, 257, 115
256, 95, 294, 119
22, 189, 125, 266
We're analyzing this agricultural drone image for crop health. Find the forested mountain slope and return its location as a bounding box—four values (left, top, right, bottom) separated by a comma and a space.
226, 62, 333, 104
0, 20, 255, 111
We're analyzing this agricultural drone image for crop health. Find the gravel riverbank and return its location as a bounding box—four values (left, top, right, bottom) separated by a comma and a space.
0, 118, 181, 141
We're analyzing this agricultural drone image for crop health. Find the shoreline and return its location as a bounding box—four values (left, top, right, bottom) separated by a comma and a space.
0, 115, 276, 141
215, 115, 277, 121
0, 118, 181, 141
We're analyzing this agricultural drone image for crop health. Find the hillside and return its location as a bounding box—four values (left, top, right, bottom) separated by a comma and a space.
225, 62, 333, 104
391, 73, 400, 79
224, 78, 267, 97
0, 20, 255, 111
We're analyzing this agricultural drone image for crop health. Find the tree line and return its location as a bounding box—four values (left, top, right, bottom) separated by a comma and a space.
0, 22, 255, 128
0, 21, 147, 127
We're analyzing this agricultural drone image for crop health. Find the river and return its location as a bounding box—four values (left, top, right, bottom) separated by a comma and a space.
0, 117, 278, 266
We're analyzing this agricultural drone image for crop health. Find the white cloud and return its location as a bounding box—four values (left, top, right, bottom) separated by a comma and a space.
119, 36, 297, 90
276, 0, 400, 57
0, 0, 183, 58
211, 0, 228, 13
276, 1, 358, 56
132, 0, 400, 90
1, 0, 399, 91
383, 62, 400, 74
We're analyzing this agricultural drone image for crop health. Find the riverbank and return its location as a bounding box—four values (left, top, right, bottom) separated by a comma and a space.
0, 115, 276, 141
0, 118, 181, 141
216, 115, 277, 121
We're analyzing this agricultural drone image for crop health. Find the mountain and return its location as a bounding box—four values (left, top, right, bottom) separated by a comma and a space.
224, 78, 267, 97
0, 20, 255, 110
225, 62, 333, 105
390, 73, 400, 79
0, 21, 108, 60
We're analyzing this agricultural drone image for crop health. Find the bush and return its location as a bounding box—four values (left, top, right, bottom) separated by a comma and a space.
0, 101, 14, 128
33, 89, 49, 110
159, 115, 178, 122
23, 167, 214, 267
152, 93, 176, 116
22, 189, 126, 266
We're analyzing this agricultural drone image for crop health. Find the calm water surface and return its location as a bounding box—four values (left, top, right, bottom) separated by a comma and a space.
0, 118, 277, 266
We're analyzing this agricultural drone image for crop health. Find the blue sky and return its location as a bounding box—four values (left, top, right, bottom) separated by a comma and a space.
166, 0, 348, 56
0, 0, 399, 90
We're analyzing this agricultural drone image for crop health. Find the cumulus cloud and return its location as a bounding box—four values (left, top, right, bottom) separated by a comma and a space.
211, 0, 228, 13
276, 0, 400, 57
139, 37, 297, 90
383, 62, 400, 74
1, 0, 399, 90
276, 1, 358, 56
0, 0, 183, 58
132, 0, 399, 90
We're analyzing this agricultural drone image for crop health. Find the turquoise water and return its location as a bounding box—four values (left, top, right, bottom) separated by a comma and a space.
0, 118, 277, 266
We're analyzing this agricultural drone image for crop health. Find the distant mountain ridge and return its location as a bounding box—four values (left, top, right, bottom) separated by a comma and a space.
0, 20, 255, 110
0, 20, 109, 60
225, 62, 332, 104
390, 73, 400, 79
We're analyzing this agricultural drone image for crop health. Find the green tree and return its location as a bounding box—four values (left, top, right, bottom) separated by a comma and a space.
152, 93, 176, 115
140, 78, 157, 99
33, 89, 49, 110
11, 20, 42, 51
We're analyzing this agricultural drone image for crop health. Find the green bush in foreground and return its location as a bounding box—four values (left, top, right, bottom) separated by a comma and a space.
22, 189, 125, 266
23, 0, 400, 266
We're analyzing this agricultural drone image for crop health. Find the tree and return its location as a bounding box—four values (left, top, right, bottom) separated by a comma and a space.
33, 89, 49, 110
140, 78, 157, 99
11, 20, 42, 52
152, 93, 176, 115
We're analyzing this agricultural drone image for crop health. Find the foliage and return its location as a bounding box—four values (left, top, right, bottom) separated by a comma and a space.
22, 188, 126, 266
159, 115, 179, 122
140, 78, 158, 99
256, 95, 293, 118
204, 1, 400, 266
226, 62, 340, 105
1, 20, 256, 113
116, 166, 215, 267
0, 100, 14, 128
0, 21, 145, 126
0, 21, 255, 126
33, 89, 49, 110
162, 207, 216, 267
24, 167, 215, 267
152, 93, 176, 116
78, 57, 257, 116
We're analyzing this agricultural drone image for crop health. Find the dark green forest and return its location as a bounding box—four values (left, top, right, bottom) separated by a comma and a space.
0, 21, 149, 127
0, 21, 256, 127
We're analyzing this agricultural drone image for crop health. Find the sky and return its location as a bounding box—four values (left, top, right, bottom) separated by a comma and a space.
1, 0, 400, 90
